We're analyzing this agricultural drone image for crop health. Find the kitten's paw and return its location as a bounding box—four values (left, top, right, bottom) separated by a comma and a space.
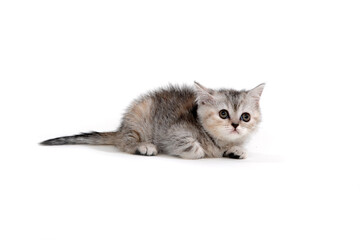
135, 143, 158, 156
179, 141, 205, 159
223, 146, 247, 159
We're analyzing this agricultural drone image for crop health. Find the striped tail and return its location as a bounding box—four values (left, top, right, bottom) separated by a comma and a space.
40, 131, 117, 146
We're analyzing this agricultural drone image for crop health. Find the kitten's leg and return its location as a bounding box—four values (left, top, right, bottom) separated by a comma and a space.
115, 97, 158, 156
135, 143, 158, 156
178, 139, 205, 159
162, 132, 205, 159
223, 146, 247, 159
115, 129, 158, 156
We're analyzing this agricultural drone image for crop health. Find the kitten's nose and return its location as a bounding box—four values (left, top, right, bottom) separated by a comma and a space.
231, 123, 239, 129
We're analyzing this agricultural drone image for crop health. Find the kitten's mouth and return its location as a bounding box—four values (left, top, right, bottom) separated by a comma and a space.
230, 130, 239, 134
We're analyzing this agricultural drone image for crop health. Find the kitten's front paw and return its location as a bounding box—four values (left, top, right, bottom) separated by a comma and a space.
223, 146, 247, 159
135, 143, 158, 156
178, 141, 205, 159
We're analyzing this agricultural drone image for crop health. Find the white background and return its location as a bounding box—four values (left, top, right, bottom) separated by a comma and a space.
1, 0, 360, 239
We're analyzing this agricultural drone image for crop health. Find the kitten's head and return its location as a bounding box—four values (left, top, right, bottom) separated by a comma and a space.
195, 82, 265, 143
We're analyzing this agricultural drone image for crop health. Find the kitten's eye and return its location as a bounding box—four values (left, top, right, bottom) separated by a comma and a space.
241, 112, 251, 122
219, 109, 229, 119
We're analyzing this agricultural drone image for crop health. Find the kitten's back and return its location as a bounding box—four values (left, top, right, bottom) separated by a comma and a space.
150, 85, 197, 123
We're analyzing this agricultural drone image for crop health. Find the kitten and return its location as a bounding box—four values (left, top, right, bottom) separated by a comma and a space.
41, 82, 265, 159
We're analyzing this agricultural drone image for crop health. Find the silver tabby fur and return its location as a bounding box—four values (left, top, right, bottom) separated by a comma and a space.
41, 82, 265, 159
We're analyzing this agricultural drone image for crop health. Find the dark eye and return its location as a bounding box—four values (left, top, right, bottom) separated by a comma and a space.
241, 112, 251, 122
219, 109, 229, 119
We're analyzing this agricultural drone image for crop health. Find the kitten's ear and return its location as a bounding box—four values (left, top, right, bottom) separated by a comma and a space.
247, 83, 265, 102
194, 81, 214, 104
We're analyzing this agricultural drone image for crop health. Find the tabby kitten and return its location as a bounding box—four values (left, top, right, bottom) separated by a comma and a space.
41, 82, 265, 159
